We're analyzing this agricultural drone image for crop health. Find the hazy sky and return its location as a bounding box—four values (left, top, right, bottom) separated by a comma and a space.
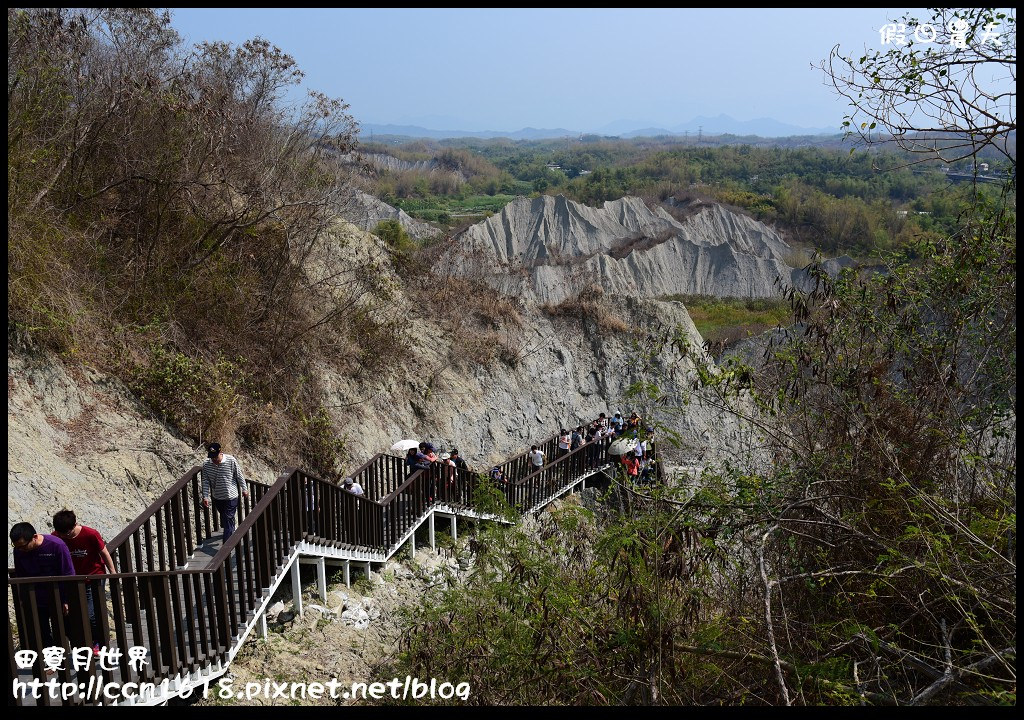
168, 8, 936, 133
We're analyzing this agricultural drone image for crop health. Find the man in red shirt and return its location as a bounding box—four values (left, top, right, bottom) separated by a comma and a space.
52, 509, 116, 654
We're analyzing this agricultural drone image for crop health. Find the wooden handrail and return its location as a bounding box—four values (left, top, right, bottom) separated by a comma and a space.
206, 467, 296, 568
513, 435, 614, 486
8, 416, 643, 707
345, 452, 389, 481
105, 466, 202, 553
304, 468, 388, 508
378, 466, 425, 506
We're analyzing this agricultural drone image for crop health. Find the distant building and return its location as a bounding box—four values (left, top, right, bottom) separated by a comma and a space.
578, 169, 592, 176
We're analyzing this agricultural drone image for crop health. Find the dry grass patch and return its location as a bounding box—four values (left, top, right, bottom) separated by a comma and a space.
541, 286, 630, 334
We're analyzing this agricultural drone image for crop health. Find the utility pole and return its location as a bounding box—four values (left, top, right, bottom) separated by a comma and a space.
698, 126, 703, 144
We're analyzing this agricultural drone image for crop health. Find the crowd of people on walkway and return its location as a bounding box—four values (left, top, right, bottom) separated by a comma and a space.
572, 411, 658, 483
392, 409, 658, 498
10, 412, 660, 661
398, 442, 472, 502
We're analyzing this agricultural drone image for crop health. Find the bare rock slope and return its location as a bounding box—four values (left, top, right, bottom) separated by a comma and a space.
441, 194, 801, 303
341, 190, 440, 241
6, 338, 274, 566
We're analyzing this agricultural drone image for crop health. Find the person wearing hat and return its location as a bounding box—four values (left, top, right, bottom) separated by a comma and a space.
489, 466, 507, 487
437, 452, 458, 501
201, 442, 249, 543
611, 412, 624, 433
343, 477, 364, 496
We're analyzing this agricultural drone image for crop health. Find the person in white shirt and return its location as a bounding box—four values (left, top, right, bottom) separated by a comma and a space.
343, 478, 365, 496
635, 437, 647, 462
528, 445, 545, 471
556, 430, 571, 458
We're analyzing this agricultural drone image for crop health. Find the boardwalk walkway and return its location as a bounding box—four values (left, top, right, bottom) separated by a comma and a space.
8, 426, 651, 706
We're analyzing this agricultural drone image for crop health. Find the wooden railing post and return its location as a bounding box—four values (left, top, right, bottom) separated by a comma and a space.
154, 574, 179, 676
213, 567, 231, 653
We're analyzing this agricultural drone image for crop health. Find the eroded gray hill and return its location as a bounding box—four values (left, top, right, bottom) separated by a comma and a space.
339, 152, 469, 184
440, 194, 802, 303
341, 189, 441, 241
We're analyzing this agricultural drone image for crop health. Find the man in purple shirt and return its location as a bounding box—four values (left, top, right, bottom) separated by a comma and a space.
10, 521, 75, 648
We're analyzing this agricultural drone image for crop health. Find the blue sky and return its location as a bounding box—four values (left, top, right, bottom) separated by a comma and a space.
168, 8, 939, 134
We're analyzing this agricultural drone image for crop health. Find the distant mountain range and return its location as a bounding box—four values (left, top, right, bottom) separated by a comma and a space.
621, 114, 841, 138
359, 124, 580, 141
359, 114, 841, 141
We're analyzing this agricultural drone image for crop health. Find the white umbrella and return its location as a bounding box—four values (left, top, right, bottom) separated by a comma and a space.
389, 439, 420, 454
608, 437, 638, 456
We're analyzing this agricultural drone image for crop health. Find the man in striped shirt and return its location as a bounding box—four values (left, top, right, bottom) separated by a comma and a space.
201, 442, 249, 543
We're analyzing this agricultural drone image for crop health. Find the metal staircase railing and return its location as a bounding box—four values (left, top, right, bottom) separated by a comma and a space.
7, 423, 656, 706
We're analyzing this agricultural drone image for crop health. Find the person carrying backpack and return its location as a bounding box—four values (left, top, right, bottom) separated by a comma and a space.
570, 426, 584, 451
450, 448, 469, 472
489, 466, 508, 492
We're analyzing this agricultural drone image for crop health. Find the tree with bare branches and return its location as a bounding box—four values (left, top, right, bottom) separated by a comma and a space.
8, 8, 384, 475
823, 8, 1016, 166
